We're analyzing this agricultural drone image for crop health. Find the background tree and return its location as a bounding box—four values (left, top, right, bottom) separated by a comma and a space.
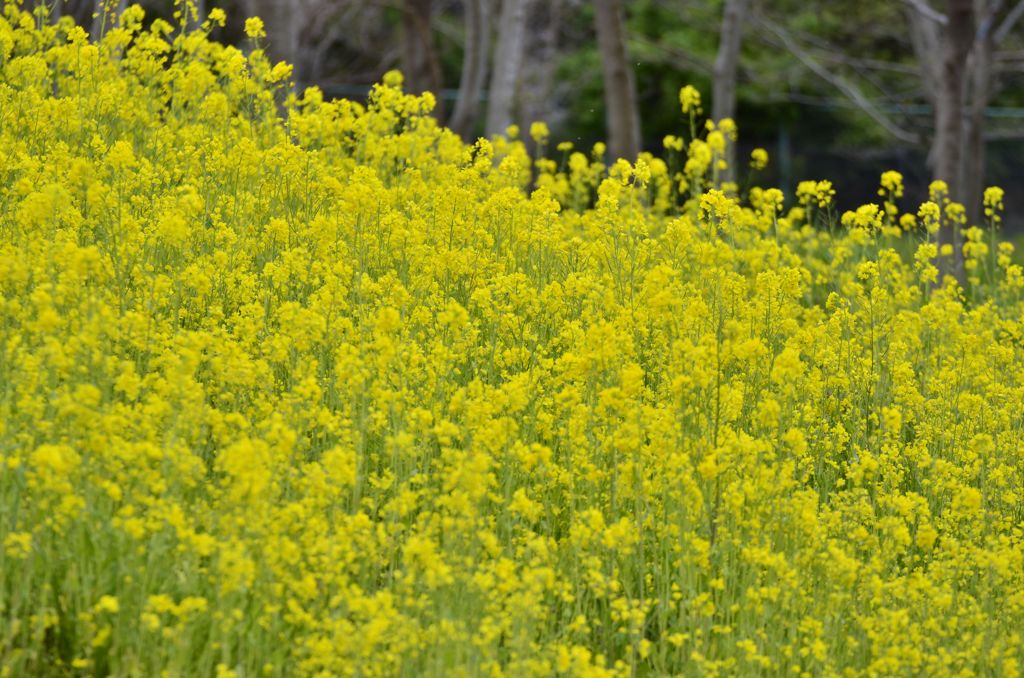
712, 0, 749, 181
242, 0, 298, 70
402, 0, 445, 118
92, 0, 127, 39
594, 0, 641, 161
935, 0, 973, 277
517, 0, 567, 141
903, 0, 1024, 275
486, 0, 529, 137
449, 0, 492, 138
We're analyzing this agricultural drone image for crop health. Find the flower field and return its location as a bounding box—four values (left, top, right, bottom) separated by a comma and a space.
2, 4, 1024, 676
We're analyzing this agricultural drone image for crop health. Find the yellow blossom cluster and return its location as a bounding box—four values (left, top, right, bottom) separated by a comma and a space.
1, 4, 1023, 677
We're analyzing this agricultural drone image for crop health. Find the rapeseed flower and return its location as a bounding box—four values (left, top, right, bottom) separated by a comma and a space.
0, 5, 1021, 677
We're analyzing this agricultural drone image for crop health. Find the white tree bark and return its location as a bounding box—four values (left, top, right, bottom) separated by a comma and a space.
486, 0, 529, 138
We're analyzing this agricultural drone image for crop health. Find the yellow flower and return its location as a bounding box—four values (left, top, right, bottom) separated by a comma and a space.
879, 170, 904, 198
1, 7, 1022, 675
529, 121, 550, 145
718, 118, 738, 141
3, 532, 32, 559
208, 8, 227, 27
750, 147, 769, 171
984, 186, 1005, 223
30, 444, 80, 479
244, 16, 266, 39
679, 84, 702, 115
928, 180, 949, 202
95, 595, 119, 614
814, 180, 835, 207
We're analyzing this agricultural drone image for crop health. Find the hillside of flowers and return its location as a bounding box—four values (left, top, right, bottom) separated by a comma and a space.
1, 4, 1023, 676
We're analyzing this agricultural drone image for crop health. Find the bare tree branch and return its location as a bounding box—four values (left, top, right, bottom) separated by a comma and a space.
760, 18, 920, 144
631, 35, 719, 74
995, 0, 1024, 42
903, 0, 949, 25
977, 0, 1006, 42
820, 53, 922, 76
984, 128, 1024, 139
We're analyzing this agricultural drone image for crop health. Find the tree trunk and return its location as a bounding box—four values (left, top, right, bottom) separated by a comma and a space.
242, 0, 299, 77
961, 24, 993, 227
594, 0, 641, 161
68, 0, 94, 31
402, 0, 445, 119
932, 0, 973, 280
517, 0, 565, 144
265, 1, 298, 73
450, 0, 492, 139
91, 0, 126, 40
959, 0, 1010, 227
905, 5, 943, 107
486, 0, 529, 137
33, 0, 63, 22
712, 0, 749, 182
309, 21, 346, 85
